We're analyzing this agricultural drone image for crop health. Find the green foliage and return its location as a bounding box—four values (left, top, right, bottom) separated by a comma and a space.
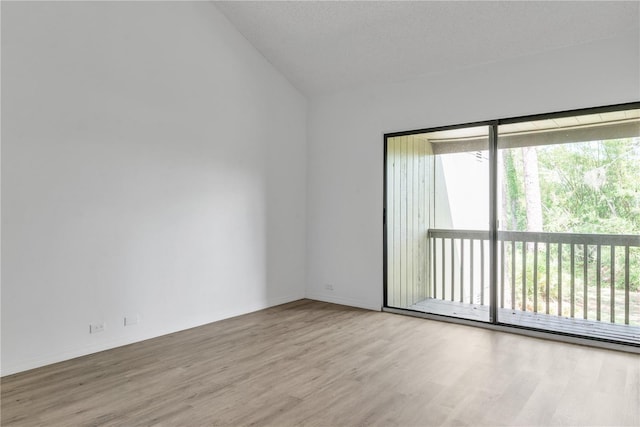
503, 150, 527, 231
536, 139, 640, 235
501, 138, 640, 293
504, 243, 639, 324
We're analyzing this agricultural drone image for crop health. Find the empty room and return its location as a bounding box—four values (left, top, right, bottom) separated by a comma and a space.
1, 1, 639, 426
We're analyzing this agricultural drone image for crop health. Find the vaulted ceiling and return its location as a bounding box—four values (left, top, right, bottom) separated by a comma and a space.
215, 1, 640, 97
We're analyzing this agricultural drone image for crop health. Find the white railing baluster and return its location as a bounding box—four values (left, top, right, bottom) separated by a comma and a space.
522, 241, 527, 311
546, 242, 550, 315
597, 245, 602, 321
424, 229, 638, 329
501, 241, 505, 309
570, 244, 575, 319
451, 238, 455, 301
583, 244, 588, 320
511, 240, 516, 311
625, 245, 630, 325
558, 243, 562, 317
470, 239, 475, 305
441, 238, 445, 300
611, 245, 615, 324
534, 242, 539, 313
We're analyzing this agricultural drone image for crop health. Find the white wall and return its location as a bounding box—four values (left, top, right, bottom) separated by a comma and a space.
1, 1, 306, 375
306, 33, 640, 310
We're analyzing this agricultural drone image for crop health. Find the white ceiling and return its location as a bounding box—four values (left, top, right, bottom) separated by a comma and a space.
214, 1, 640, 97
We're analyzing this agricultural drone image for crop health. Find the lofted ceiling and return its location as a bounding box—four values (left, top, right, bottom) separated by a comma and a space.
214, 1, 640, 97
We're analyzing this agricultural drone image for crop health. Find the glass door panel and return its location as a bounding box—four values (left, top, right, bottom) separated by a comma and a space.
497, 109, 640, 343
386, 134, 432, 310
386, 127, 490, 322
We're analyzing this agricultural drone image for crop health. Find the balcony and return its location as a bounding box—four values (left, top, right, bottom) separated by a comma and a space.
385, 107, 640, 346
407, 228, 640, 344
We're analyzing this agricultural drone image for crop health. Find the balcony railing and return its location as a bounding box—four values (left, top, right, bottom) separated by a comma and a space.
427, 229, 640, 328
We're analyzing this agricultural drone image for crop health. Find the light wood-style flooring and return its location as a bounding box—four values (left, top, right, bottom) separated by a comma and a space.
2, 299, 639, 426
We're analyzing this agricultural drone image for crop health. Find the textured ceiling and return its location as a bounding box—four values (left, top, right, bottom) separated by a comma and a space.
215, 1, 639, 97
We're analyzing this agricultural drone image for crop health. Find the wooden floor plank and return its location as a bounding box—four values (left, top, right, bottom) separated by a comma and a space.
2, 299, 639, 426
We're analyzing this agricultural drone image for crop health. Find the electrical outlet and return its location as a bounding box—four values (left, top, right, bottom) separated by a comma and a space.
124, 315, 139, 326
325, 284, 334, 291
90, 323, 105, 334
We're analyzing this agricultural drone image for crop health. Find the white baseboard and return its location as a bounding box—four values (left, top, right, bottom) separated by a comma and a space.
1, 293, 303, 377
305, 292, 381, 311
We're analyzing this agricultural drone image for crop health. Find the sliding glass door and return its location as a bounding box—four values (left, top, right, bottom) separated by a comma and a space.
496, 109, 640, 343
386, 126, 490, 321
385, 134, 432, 311
384, 103, 640, 345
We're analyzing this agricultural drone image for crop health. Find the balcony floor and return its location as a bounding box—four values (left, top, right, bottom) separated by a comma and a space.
410, 298, 640, 345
